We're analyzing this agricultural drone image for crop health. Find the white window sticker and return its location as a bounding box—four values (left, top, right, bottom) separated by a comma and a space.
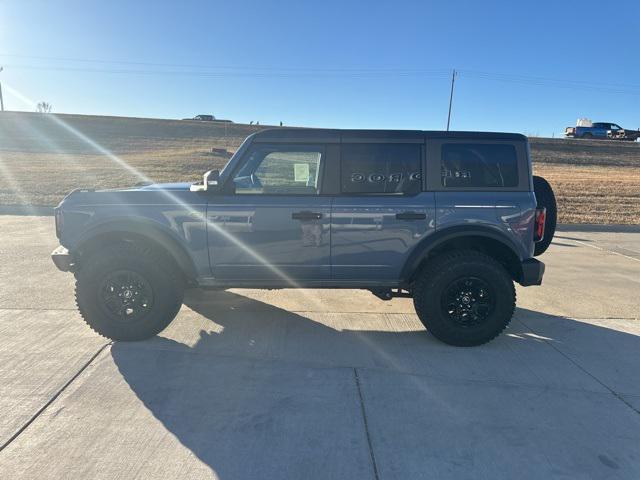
294, 163, 310, 183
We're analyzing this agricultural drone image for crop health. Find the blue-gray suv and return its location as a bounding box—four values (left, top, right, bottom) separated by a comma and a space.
52, 128, 556, 346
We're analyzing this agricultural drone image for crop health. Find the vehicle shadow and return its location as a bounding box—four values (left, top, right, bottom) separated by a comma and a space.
110, 290, 640, 479
554, 234, 590, 242
550, 241, 578, 248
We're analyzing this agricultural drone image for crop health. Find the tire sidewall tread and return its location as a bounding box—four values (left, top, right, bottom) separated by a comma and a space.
75, 243, 184, 341
413, 250, 516, 347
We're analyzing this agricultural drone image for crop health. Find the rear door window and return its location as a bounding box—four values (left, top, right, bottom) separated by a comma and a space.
340, 143, 422, 195
441, 143, 518, 188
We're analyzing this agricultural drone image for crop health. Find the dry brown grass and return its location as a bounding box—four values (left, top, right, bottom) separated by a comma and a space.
528, 137, 640, 224
532, 163, 640, 224
1, 112, 639, 224
0, 148, 232, 206
0, 112, 256, 206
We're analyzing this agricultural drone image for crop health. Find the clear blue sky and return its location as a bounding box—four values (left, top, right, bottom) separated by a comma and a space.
1, 0, 639, 136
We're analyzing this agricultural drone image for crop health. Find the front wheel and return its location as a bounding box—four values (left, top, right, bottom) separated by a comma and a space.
75, 243, 184, 341
413, 250, 516, 346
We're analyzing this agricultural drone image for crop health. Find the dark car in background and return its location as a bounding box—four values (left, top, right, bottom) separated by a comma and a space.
184, 114, 215, 121
183, 114, 234, 123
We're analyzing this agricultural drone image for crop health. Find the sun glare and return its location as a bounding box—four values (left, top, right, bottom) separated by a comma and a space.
3, 82, 327, 310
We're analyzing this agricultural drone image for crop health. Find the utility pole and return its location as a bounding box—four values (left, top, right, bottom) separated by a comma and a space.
446, 69, 457, 131
0, 67, 4, 112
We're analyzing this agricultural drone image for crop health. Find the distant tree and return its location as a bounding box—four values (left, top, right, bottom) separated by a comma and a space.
36, 102, 52, 113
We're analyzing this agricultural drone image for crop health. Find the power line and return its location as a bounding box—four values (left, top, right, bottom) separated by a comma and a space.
459, 69, 640, 95
0, 63, 452, 79
0, 53, 451, 75
2, 53, 639, 96
3, 53, 638, 87
461, 69, 640, 90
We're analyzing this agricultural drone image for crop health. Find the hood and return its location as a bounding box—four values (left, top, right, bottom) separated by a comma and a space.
58, 181, 201, 208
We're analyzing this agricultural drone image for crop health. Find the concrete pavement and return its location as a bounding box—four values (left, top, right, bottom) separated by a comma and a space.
0, 216, 639, 479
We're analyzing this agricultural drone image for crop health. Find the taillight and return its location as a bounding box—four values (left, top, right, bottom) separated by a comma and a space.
534, 207, 546, 242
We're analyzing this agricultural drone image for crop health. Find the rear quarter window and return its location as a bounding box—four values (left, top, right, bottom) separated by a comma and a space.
441, 143, 518, 188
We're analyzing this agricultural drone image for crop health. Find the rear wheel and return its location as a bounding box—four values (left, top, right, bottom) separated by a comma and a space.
413, 250, 516, 346
533, 175, 557, 256
75, 243, 184, 341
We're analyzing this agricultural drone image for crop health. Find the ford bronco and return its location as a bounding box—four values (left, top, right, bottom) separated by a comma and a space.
52, 128, 556, 346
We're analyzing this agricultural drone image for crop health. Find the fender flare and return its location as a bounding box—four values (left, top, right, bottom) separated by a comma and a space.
400, 225, 524, 283
73, 217, 198, 281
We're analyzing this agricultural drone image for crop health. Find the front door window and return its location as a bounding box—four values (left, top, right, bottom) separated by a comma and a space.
233, 146, 323, 195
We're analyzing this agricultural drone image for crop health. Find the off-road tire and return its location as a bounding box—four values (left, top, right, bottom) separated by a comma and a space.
533, 175, 557, 256
413, 250, 516, 347
75, 243, 184, 341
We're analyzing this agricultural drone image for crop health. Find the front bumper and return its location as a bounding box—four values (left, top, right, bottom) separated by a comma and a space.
519, 258, 545, 286
51, 246, 74, 272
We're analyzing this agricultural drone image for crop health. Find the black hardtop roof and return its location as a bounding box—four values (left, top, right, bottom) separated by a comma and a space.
250, 127, 527, 143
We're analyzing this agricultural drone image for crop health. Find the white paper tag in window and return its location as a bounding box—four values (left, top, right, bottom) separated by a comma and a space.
294, 163, 310, 183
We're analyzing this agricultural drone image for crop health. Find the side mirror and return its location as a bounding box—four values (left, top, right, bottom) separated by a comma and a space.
190, 169, 220, 192
204, 169, 220, 188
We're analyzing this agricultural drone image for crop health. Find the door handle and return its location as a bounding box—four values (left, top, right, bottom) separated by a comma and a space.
396, 212, 426, 220
292, 211, 323, 220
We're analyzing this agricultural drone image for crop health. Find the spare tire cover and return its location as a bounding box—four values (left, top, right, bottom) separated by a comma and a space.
533, 175, 557, 256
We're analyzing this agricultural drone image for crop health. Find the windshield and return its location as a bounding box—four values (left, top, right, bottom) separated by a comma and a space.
217, 133, 256, 180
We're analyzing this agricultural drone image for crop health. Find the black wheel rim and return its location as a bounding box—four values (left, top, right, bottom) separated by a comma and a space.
441, 276, 495, 328
99, 270, 154, 322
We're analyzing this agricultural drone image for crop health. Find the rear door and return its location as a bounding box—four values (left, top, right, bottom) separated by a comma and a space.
207, 143, 332, 282
331, 134, 435, 282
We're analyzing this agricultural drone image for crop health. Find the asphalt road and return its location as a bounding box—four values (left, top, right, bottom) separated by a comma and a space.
0, 216, 639, 479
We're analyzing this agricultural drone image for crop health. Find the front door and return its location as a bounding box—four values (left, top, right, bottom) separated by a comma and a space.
207, 143, 330, 283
